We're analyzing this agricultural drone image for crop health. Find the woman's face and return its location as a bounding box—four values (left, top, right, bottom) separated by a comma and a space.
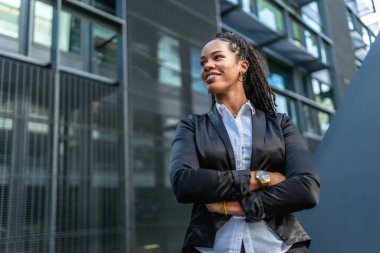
200, 39, 247, 95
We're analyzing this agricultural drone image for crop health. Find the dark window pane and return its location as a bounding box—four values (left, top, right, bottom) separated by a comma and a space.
92, 24, 118, 79
267, 58, 294, 91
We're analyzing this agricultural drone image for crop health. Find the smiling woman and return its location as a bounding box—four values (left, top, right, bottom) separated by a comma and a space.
169, 32, 320, 253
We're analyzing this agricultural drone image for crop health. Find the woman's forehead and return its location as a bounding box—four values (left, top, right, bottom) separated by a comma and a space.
201, 39, 230, 56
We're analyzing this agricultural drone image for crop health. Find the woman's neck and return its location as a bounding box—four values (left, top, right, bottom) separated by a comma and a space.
215, 93, 248, 117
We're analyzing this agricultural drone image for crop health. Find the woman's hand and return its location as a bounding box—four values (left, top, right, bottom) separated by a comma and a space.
205, 202, 223, 214
250, 171, 287, 192
205, 201, 245, 216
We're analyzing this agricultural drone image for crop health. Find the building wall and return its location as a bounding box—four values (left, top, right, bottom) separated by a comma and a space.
0, 57, 125, 253
126, 0, 218, 252
323, 0, 357, 102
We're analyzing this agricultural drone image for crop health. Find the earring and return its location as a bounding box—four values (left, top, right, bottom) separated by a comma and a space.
238, 71, 247, 82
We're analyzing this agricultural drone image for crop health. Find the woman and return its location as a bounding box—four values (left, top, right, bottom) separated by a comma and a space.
169, 32, 320, 253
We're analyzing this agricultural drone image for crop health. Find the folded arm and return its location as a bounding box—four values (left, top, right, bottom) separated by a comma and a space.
206, 115, 320, 219
169, 116, 251, 203
239, 114, 320, 220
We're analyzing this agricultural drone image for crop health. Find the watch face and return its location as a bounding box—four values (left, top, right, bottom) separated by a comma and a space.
257, 171, 270, 185
257, 171, 269, 181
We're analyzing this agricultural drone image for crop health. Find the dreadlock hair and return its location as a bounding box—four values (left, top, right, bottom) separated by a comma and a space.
209, 32, 276, 117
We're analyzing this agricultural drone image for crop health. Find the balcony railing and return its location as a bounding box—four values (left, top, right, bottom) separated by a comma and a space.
346, 5, 377, 63
344, 0, 376, 16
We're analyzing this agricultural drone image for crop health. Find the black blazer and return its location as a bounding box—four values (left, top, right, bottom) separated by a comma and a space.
169, 106, 320, 253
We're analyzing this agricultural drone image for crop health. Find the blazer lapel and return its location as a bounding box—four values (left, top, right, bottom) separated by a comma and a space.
208, 106, 236, 170
251, 109, 266, 170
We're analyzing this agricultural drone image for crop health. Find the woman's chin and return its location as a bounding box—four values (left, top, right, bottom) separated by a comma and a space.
206, 83, 219, 93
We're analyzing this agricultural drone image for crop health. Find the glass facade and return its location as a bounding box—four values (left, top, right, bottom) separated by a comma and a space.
127, 0, 217, 252
0, 58, 124, 253
0, 0, 125, 251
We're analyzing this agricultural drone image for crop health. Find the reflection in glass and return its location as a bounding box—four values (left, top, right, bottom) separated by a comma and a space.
75, 0, 116, 15
291, 20, 320, 59
275, 94, 297, 123
303, 105, 331, 136
59, 11, 81, 54
257, 0, 283, 32
312, 78, 335, 110
301, 2, 321, 32
303, 105, 319, 135
267, 58, 294, 91
362, 27, 371, 45
242, 0, 252, 13
92, 24, 118, 79
0, 0, 21, 52
158, 34, 182, 87
0, 0, 20, 38
33, 1, 52, 46
318, 111, 330, 135
321, 41, 329, 64
305, 30, 319, 58
291, 21, 303, 47
347, 12, 354, 31
0, 109, 13, 176
57, 74, 124, 253
191, 47, 206, 93
31, 4, 118, 79
94, 0, 116, 15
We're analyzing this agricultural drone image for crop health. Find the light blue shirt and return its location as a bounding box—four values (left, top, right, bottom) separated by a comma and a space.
196, 101, 291, 253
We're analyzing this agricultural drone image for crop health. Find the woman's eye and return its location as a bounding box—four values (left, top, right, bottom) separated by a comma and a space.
215, 55, 223, 60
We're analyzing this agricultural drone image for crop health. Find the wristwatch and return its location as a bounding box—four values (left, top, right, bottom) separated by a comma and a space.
255, 170, 270, 187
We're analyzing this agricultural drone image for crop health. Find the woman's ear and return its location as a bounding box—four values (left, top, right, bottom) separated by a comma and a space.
240, 59, 249, 73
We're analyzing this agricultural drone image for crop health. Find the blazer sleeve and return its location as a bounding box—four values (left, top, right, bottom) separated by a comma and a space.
239, 114, 320, 221
169, 115, 251, 204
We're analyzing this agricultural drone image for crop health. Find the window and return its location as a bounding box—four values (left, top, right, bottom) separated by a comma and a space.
301, 2, 322, 33
157, 34, 182, 87
30, 3, 119, 79
191, 47, 206, 94
242, 0, 252, 13
33, 1, 52, 47
75, 0, 117, 15
59, 11, 81, 54
362, 27, 371, 45
257, 0, 284, 33
275, 94, 297, 123
267, 58, 294, 91
0, 0, 21, 52
291, 20, 319, 58
92, 24, 118, 79
347, 12, 355, 31
304, 30, 319, 58
311, 79, 335, 110
303, 104, 331, 136
321, 41, 329, 64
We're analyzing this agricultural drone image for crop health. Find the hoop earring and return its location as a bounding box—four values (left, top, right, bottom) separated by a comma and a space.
238, 71, 247, 82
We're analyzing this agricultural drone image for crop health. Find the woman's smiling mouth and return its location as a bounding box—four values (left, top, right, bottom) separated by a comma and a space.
205, 72, 221, 83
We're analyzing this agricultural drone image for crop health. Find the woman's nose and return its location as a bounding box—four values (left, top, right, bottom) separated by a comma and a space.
203, 60, 215, 70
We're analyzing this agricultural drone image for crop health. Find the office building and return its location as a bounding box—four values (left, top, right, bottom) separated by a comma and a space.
0, 0, 377, 252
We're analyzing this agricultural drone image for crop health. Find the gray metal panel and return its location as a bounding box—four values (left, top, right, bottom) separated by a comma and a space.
299, 35, 380, 252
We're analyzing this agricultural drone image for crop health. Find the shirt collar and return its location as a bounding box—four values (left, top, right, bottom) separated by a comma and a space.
216, 100, 255, 118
